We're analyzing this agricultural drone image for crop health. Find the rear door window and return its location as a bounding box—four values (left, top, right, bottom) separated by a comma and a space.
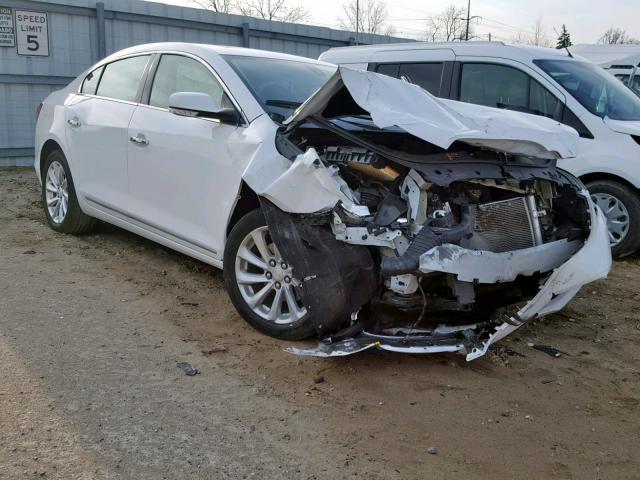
398, 63, 443, 95
375, 62, 444, 95
375, 63, 399, 78
96, 55, 150, 102
460, 63, 562, 118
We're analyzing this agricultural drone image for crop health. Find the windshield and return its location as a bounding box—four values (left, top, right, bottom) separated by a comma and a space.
614, 73, 630, 84
534, 59, 640, 121
223, 55, 336, 122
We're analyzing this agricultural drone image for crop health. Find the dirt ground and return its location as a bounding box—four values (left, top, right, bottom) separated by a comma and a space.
0, 167, 639, 480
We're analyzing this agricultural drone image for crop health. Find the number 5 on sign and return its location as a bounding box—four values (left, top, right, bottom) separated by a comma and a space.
15, 10, 48, 56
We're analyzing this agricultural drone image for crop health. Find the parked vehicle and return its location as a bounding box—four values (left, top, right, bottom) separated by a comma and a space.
35, 43, 610, 359
320, 41, 640, 257
569, 44, 640, 96
604, 65, 640, 95
610, 67, 640, 96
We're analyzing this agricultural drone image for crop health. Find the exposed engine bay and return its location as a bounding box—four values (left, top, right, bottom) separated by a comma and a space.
242, 67, 611, 360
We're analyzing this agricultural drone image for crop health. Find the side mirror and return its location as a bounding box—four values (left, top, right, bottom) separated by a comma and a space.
168, 92, 242, 125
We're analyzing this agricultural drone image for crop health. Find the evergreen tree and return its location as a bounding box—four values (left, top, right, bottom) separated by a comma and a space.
556, 24, 572, 49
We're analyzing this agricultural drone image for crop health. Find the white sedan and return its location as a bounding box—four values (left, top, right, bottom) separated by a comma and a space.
35, 43, 611, 360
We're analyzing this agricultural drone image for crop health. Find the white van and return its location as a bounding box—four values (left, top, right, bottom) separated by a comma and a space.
320, 42, 640, 257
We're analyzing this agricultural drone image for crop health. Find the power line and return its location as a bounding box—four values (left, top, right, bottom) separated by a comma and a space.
481, 17, 556, 39
187, 0, 558, 43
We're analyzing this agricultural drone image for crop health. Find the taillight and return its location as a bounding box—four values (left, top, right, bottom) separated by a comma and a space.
36, 102, 43, 119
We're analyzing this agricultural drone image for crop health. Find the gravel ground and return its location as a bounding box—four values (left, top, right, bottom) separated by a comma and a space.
1, 167, 639, 479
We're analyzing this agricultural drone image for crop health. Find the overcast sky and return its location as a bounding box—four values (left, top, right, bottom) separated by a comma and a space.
157, 0, 640, 44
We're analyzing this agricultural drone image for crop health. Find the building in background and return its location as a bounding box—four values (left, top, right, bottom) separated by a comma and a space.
0, 0, 408, 166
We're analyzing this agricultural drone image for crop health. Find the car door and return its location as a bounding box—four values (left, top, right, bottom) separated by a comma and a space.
126, 53, 245, 258
65, 54, 152, 210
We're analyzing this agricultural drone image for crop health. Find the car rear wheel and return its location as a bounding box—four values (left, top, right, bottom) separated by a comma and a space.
223, 210, 314, 340
587, 179, 640, 258
42, 149, 96, 234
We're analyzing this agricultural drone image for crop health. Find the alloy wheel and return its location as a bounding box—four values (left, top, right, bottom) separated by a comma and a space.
45, 160, 69, 224
234, 226, 307, 325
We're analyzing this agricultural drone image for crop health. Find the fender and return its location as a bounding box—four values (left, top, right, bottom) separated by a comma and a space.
559, 154, 640, 190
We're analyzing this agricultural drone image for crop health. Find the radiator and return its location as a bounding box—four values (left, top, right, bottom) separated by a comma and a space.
470, 196, 543, 253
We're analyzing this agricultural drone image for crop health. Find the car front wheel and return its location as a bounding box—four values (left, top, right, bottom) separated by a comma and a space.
587, 179, 640, 258
223, 209, 314, 340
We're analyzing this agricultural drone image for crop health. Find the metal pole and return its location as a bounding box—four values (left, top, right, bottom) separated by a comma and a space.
465, 0, 470, 41
242, 22, 250, 48
355, 0, 359, 45
96, 1, 106, 60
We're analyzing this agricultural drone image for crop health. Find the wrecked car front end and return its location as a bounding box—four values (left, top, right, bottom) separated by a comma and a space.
243, 67, 611, 360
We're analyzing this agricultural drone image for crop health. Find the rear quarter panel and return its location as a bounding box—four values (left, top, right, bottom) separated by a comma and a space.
35, 80, 82, 184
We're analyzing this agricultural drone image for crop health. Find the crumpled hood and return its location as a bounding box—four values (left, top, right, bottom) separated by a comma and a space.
286, 67, 579, 160
603, 117, 640, 136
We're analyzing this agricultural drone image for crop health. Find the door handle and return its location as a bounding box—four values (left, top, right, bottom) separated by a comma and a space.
67, 118, 81, 128
129, 134, 149, 146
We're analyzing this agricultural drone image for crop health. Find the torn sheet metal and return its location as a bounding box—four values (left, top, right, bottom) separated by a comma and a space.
287, 66, 578, 159
287, 196, 611, 361
247, 147, 356, 213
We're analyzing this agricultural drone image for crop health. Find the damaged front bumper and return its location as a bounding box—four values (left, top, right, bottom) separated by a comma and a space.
286, 192, 611, 361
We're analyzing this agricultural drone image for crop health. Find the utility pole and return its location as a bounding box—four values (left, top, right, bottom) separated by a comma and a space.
355, 0, 359, 45
460, 0, 480, 41
465, 0, 470, 41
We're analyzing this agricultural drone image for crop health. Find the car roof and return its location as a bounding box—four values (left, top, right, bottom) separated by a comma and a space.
101, 42, 328, 65
319, 41, 575, 64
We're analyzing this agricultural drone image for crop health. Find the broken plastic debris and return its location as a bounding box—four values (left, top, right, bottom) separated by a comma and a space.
533, 344, 566, 358
177, 362, 200, 376
285, 332, 465, 358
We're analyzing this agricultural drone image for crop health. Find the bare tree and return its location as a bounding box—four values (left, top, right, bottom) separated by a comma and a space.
531, 18, 548, 46
598, 28, 640, 44
510, 30, 528, 45
424, 5, 470, 42
338, 0, 395, 36
237, 0, 310, 23
192, 0, 235, 14
510, 18, 553, 48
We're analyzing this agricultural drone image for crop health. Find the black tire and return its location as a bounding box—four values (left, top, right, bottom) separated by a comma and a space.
41, 149, 96, 234
223, 209, 314, 340
586, 179, 640, 258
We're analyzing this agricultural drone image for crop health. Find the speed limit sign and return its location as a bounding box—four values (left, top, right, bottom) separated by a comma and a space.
15, 10, 48, 56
